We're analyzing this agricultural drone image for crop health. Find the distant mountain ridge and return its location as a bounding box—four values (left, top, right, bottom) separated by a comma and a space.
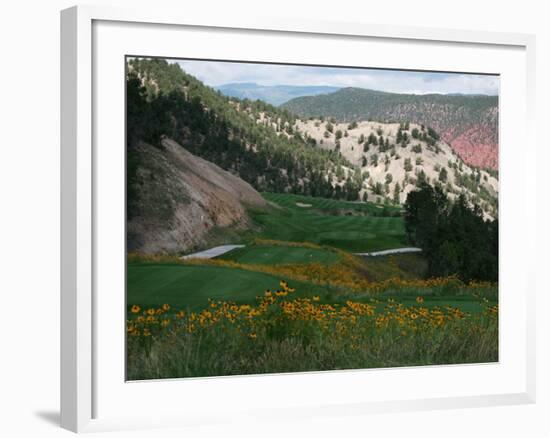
215, 82, 340, 106
281, 87, 499, 170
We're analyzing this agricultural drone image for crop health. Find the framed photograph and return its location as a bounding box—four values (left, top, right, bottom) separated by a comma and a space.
61, 5, 536, 433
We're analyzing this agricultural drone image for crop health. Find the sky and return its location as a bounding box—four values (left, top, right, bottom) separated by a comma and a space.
176, 59, 499, 96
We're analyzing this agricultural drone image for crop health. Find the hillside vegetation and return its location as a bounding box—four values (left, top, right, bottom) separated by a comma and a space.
127, 58, 349, 200
127, 58, 498, 252
128, 59, 497, 216
294, 119, 498, 217
282, 87, 498, 169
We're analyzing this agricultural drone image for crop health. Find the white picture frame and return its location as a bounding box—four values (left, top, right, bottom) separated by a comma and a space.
60, 4, 536, 433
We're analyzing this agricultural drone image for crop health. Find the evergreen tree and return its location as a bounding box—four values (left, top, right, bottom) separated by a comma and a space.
393, 182, 401, 204
404, 184, 497, 282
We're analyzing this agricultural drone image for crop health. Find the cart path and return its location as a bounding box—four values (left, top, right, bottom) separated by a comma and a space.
354, 247, 422, 257
181, 244, 245, 260
181, 244, 421, 260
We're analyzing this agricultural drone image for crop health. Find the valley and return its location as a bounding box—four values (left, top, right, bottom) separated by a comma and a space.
125, 58, 499, 379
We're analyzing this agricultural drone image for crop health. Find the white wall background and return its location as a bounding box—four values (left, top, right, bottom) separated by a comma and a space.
0, 1, 546, 437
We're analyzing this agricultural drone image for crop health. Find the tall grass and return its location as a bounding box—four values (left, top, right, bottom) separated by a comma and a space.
126, 282, 498, 380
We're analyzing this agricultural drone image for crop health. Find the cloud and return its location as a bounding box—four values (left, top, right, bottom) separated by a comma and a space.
175, 59, 499, 96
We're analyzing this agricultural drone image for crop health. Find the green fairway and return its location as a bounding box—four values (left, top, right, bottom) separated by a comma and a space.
127, 261, 493, 315
127, 262, 332, 311
262, 192, 402, 215
217, 244, 340, 265
394, 296, 495, 314
357, 295, 495, 314
127, 194, 490, 315
249, 193, 408, 252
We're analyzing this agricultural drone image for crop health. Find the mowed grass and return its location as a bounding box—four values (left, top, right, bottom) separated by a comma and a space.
127, 261, 495, 314
262, 192, 402, 215
251, 193, 407, 252
126, 194, 498, 379
217, 244, 340, 265
127, 192, 493, 328
127, 262, 334, 311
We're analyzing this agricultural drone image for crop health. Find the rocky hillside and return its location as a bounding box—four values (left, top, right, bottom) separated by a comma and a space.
127, 139, 267, 255
294, 119, 498, 218
126, 59, 497, 221
282, 88, 498, 170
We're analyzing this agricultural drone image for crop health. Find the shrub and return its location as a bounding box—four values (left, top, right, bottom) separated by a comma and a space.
427, 126, 440, 140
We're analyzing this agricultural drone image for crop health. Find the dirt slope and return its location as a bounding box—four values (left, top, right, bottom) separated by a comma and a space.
127, 138, 267, 254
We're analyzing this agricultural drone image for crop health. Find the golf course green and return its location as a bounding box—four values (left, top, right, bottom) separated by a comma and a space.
127, 262, 334, 311
217, 244, 340, 265
127, 193, 495, 314
250, 192, 408, 252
